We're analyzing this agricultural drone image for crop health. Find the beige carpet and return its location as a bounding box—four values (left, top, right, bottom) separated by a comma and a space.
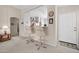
0, 36, 79, 53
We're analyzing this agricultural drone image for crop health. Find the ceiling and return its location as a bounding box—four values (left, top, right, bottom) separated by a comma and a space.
12, 5, 40, 12
12, 5, 69, 13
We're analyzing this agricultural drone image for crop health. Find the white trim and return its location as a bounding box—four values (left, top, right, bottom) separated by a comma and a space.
55, 5, 58, 46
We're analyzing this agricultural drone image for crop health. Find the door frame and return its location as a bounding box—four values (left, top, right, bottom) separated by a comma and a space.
57, 12, 77, 44
10, 17, 19, 36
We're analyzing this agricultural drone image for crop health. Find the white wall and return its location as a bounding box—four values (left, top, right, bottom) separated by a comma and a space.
46, 5, 57, 46
0, 6, 21, 32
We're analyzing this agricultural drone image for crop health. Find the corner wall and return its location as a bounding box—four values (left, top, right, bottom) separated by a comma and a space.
0, 5, 21, 32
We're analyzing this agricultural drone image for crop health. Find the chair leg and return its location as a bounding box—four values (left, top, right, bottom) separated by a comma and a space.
37, 46, 41, 50
31, 39, 34, 42
43, 44, 47, 48
35, 44, 39, 46
37, 42, 47, 50
26, 40, 30, 44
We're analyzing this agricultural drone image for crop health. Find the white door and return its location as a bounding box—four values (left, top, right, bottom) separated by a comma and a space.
59, 12, 77, 44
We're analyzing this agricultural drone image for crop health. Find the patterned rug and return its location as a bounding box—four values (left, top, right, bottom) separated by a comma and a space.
59, 41, 78, 50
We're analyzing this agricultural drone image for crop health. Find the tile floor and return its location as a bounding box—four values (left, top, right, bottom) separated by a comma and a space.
0, 36, 79, 53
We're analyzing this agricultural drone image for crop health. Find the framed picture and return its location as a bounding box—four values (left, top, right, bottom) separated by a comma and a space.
48, 11, 54, 17
34, 17, 39, 23
49, 18, 53, 24
30, 17, 34, 23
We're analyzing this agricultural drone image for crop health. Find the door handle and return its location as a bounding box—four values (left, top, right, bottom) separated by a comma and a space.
74, 27, 77, 31
74, 30, 77, 31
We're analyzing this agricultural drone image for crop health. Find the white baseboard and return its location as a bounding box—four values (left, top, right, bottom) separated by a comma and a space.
45, 42, 57, 47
